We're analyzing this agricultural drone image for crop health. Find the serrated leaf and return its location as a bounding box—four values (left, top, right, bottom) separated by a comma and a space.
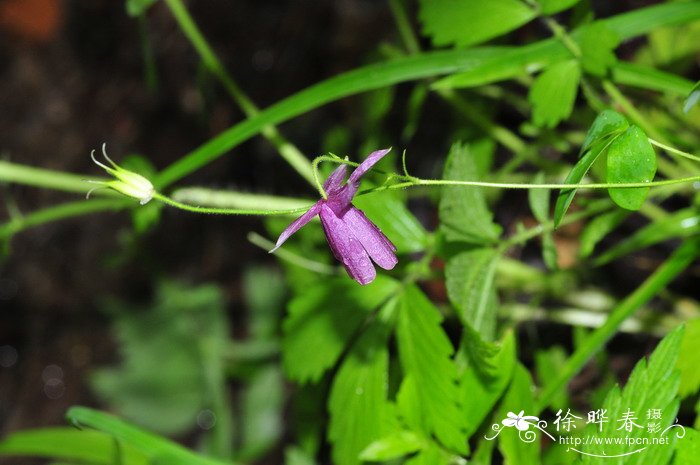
359, 430, 424, 462
578, 23, 620, 76
529, 59, 581, 128
595, 208, 700, 265
606, 125, 657, 211
496, 364, 541, 465
537, 0, 580, 15
460, 330, 517, 437
579, 209, 629, 258
445, 248, 500, 340
0, 428, 148, 465
675, 319, 700, 398
439, 143, 501, 244
353, 190, 427, 254
581, 109, 629, 154
396, 285, 467, 454
580, 326, 684, 464
282, 276, 398, 383
328, 319, 393, 465
418, 0, 536, 48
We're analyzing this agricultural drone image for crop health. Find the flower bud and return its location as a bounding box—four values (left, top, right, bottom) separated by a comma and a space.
87, 144, 155, 205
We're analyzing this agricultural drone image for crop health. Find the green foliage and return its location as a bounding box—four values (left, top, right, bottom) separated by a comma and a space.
537, 0, 580, 15
66, 407, 231, 465
685, 80, 700, 114
579, 326, 684, 463
579, 209, 628, 258
460, 330, 517, 437
91, 281, 229, 435
674, 428, 700, 465
439, 142, 501, 244
675, 319, 700, 399
396, 285, 467, 454
445, 248, 500, 340
580, 109, 630, 154
496, 364, 541, 465
360, 430, 424, 462
418, 0, 536, 48
529, 60, 581, 128
282, 276, 398, 383
529, 172, 557, 269
578, 23, 620, 76
0, 427, 148, 465
606, 125, 657, 211
328, 316, 394, 465
353, 190, 428, 254
553, 141, 609, 228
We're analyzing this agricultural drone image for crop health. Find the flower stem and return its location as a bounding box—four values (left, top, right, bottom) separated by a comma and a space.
649, 138, 700, 163
153, 192, 311, 216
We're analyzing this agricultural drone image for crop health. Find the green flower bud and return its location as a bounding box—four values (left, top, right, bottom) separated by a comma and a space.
87, 144, 154, 205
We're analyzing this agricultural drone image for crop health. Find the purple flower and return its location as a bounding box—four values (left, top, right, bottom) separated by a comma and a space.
271, 149, 397, 285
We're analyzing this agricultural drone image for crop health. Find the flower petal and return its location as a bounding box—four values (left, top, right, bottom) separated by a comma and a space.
326, 148, 392, 212
319, 204, 376, 285
341, 207, 397, 270
270, 201, 322, 253
323, 164, 348, 195
348, 148, 392, 186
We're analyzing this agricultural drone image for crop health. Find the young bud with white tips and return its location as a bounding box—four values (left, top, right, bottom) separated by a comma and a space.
86, 143, 155, 205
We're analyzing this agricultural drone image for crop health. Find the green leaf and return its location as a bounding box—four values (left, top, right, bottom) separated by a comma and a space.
439, 142, 501, 244
402, 83, 429, 142
581, 109, 629, 154
0, 427, 148, 465
328, 318, 393, 465
595, 208, 700, 265
537, 0, 580, 15
580, 326, 684, 464
579, 209, 629, 258
91, 281, 228, 435
404, 442, 453, 465
359, 430, 424, 462
496, 364, 541, 465
674, 428, 700, 465
460, 330, 517, 437
553, 140, 612, 228
65, 407, 230, 465
529, 59, 581, 128
445, 248, 500, 340
684, 80, 700, 114
126, 0, 157, 17
606, 125, 657, 211
613, 63, 696, 97
418, 0, 536, 48
282, 276, 398, 383
578, 23, 620, 76
239, 367, 284, 460
675, 319, 700, 398
353, 190, 428, 254
396, 285, 467, 454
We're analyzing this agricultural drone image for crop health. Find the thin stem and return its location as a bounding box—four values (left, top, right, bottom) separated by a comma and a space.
0, 160, 103, 194
153, 192, 311, 216
542, 16, 582, 58
163, 0, 315, 185
388, 0, 420, 55
0, 199, 128, 241
375, 175, 700, 191
649, 138, 700, 163
535, 237, 700, 413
